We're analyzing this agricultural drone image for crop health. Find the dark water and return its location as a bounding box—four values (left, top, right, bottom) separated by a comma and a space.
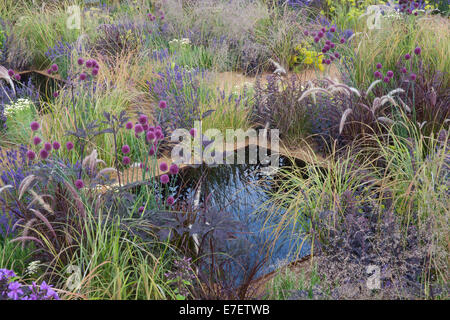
172, 147, 311, 281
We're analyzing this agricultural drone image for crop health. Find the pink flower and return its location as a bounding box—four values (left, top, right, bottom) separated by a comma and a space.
26, 150, 36, 161
7, 69, 14, 77
160, 162, 168, 171
123, 156, 131, 165
53, 91, 59, 98
121, 144, 130, 154
33, 136, 42, 145
169, 164, 179, 175
166, 196, 175, 206
135, 124, 144, 134
66, 141, 74, 151
52, 141, 61, 150
146, 131, 155, 141
14, 74, 21, 81
30, 121, 40, 131
39, 149, 49, 159
189, 128, 197, 137
160, 174, 169, 184
159, 100, 167, 109
79, 73, 87, 81
138, 114, 148, 125
74, 179, 84, 189
51, 64, 58, 72
126, 121, 133, 130
92, 68, 99, 76
44, 142, 52, 152
77, 58, 84, 65
149, 147, 155, 156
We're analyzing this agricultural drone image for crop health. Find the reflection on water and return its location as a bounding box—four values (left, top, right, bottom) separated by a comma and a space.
173, 147, 311, 280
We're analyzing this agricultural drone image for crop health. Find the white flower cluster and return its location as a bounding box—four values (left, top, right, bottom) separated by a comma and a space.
169, 38, 191, 46
3, 98, 34, 116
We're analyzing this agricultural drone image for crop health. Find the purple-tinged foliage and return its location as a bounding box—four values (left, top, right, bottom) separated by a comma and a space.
0, 269, 59, 300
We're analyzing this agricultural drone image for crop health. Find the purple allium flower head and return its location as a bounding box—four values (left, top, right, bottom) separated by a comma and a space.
169, 164, 179, 175
33, 136, 42, 145
330, 43, 335, 49
376, 63, 382, 69
51, 64, 58, 72
414, 47, 421, 55
134, 124, 144, 134
159, 100, 167, 109
26, 150, 36, 161
125, 121, 133, 130
39, 149, 49, 159
146, 131, 155, 141
138, 114, 148, 125
66, 141, 74, 151
334, 52, 340, 58
189, 128, 197, 137
387, 70, 394, 78
52, 141, 61, 150
74, 179, 84, 189
149, 147, 155, 156
160, 162, 168, 171
142, 124, 149, 131
304, 30, 309, 36
92, 68, 99, 76
138, 206, 145, 213
325, 40, 331, 45
155, 130, 163, 140
383, 76, 390, 83
53, 91, 59, 98
14, 74, 21, 81
414, 12, 418, 16
374, 71, 382, 79
401, 67, 407, 73
47, 69, 53, 74
314, 36, 320, 43
123, 156, 131, 165
318, 31, 324, 38
405, 53, 411, 60
8, 69, 14, 77
121, 144, 130, 154
166, 196, 175, 206
77, 58, 84, 65
44, 142, 52, 152
410, 73, 417, 81
30, 121, 40, 131
340, 38, 346, 44
79, 73, 87, 80
330, 26, 336, 33
160, 174, 169, 184
325, 59, 331, 65
86, 60, 93, 68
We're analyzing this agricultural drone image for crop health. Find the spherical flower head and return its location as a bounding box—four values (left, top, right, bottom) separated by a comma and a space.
86, 60, 93, 68
414, 47, 421, 55
121, 144, 130, 154
169, 164, 179, 175
159, 100, 167, 109
138, 206, 145, 213
330, 26, 336, 33
414, 12, 418, 16
52, 141, 61, 150
318, 31, 324, 38
123, 156, 131, 165
334, 52, 340, 58
387, 70, 394, 78
8, 69, 14, 77
66, 141, 74, 151
374, 71, 382, 79
160, 174, 169, 184
325, 40, 331, 45
155, 130, 163, 140
160, 162, 168, 172
30, 121, 40, 131
401, 67, 407, 74
74, 179, 84, 189
314, 36, 320, 43
33, 136, 42, 145
410, 73, 417, 81
146, 131, 155, 141
92, 68, 99, 76
376, 63, 382, 69
14, 74, 21, 81
138, 114, 148, 125
134, 124, 144, 135
77, 58, 84, 65
383, 76, 390, 83
44, 142, 52, 152
79, 73, 87, 81
149, 147, 155, 156
47, 68, 53, 74
330, 43, 335, 49
189, 128, 197, 137
340, 38, 346, 44
304, 30, 309, 36
91, 60, 98, 68
39, 149, 49, 159
125, 121, 133, 130
325, 59, 331, 65
53, 91, 59, 98
51, 64, 58, 72
142, 124, 149, 131
166, 196, 175, 206
404, 53, 411, 60
26, 150, 36, 161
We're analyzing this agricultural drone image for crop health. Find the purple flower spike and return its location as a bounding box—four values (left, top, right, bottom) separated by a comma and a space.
121, 144, 130, 154
160, 162, 168, 171
30, 121, 40, 131
75, 179, 84, 189
160, 174, 169, 184
33, 136, 42, 145
169, 164, 179, 175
